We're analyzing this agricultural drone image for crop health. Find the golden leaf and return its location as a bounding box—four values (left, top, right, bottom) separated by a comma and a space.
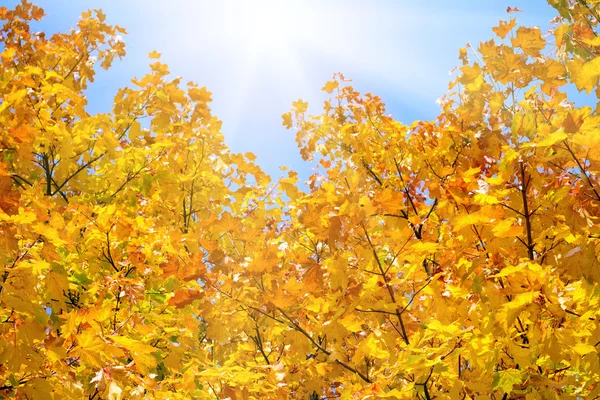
492, 19, 516, 39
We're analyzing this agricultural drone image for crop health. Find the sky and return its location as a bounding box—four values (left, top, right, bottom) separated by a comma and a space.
7, 0, 561, 183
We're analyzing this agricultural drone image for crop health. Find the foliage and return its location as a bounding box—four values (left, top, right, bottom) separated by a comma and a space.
1, 1, 600, 399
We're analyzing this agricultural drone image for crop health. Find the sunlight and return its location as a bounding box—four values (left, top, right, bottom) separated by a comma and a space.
215, 1, 459, 104
213, 1, 315, 136
239, 2, 292, 52
221, 2, 305, 66
141, 0, 486, 146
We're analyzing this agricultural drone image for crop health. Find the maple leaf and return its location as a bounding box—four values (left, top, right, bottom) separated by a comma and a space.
188, 85, 212, 103
492, 19, 516, 39
0, 176, 21, 215
493, 369, 522, 393
573, 56, 600, 93
534, 130, 568, 147
511, 26, 545, 57
109, 336, 158, 375
75, 331, 107, 368
292, 99, 308, 113
31, 5, 45, 20
322, 80, 339, 93
168, 288, 204, 308
282, 111, 293, 128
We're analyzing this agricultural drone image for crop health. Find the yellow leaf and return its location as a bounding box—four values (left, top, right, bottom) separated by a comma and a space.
162, 346, 185, 372
76, 330, 106, 368
425, 320, 460, 335
490, 264, 526, 278
338, 313, 362, 332
572, 130, 600, 150
535, 130, 567, 147
33, 223, 66, 247
462, 166, 481, 181
459, 64, 483, 90
188, 86, 212, 103
148, 50, 161, 59
329, 257, 349, 290
356, 334, 389, 360
452, 211, 492, 231
492, 19, 516, 39
109, 336, 158, 375
489, 91, 505, 114
380, 388, 405, 398
18, 319, 46, 345
374, 188, 403, 214
492, 219, 524, 238
292, 99, 308, 113
7, 208, 36, 225
555, 24, 566, 48
563, 111, 584, 133
282, 112, 293, 128
28, 259, 50, 275
498, 291, 538, 329
572, 342, 596, 355
1, 47, 16, 62
340, 123, 356, 138
473, 193, 501, 205
574, 56, 600, 93
282, 276, 303, 294
45, 271, 69, 301
410, 242, 440, 254
582, 36, 600, 47
511, 26, 545, 57
493, 369, 522, 393
322, 80, 339, 93
24, 379, 53, 400
267, 289, 297, 308
283, 330, 312, 357
151, 112, 170, 132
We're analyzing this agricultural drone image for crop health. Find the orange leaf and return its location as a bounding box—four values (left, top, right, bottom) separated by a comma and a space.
168, 288, 204, 308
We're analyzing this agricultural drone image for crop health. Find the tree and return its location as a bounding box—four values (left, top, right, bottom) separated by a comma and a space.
0, 2, 274, 398
1, 1, 600, 399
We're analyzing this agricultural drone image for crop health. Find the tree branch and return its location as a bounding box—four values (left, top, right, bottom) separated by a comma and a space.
277, 308, 372, 383
563, 140, 600, 202
361, 223, 410, 344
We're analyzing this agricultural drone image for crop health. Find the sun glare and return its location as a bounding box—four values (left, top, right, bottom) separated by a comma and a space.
221, 1, 306, 65
244, 4, 292, 48
209, 1, 318, 135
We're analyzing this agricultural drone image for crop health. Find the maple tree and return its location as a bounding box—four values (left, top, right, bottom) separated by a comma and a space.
1, 0, 600, 399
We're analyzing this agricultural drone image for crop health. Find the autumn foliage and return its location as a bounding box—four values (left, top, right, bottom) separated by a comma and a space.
1, 1, 600, 399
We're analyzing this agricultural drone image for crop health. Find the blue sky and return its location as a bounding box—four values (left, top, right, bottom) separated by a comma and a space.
10, 0, 559, 182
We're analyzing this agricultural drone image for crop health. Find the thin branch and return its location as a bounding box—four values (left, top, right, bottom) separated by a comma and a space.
251, 323, 271, 365
499, 202, 525, 217
277, 308, 372, 383
398, 279, 432, 315
51, 153, 104, 196
563, 140, 600, 202
361, 223, 409, 344
109, 153, 162, 198
519, 162, 535, 260
11, 174, 33, 187
362, 161, 383, 187
355, 308, 397, 315
416, 367, 434, 400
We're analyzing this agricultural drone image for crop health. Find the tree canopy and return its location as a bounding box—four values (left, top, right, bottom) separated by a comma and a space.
1, 1, 600, 399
